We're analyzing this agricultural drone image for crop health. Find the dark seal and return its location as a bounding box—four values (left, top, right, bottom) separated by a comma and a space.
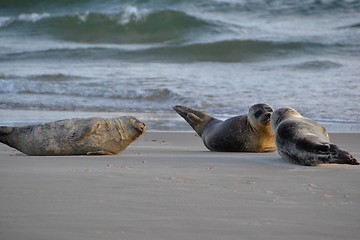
270, 107, 359, 166
173, 104, 275, 152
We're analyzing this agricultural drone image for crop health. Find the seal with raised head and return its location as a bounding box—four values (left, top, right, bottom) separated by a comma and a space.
0, 116, 146, 156
270, 107, 359, 166
173, 104, 275, 152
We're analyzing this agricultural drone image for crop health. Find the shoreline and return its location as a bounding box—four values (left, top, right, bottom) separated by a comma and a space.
1, 131, 359, 240
1, 109, 360, 132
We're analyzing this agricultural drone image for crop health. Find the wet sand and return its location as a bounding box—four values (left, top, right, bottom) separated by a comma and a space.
0, 132, 359, 240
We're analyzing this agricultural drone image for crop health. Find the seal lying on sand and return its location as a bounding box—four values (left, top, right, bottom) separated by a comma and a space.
0, 116, 146, 156
270, 107, 359, 166
173, 104, 275, 152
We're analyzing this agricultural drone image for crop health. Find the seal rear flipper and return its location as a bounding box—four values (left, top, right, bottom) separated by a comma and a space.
187, 113, 202, 124
173, 105, 214, 136
329, 144, 359, 165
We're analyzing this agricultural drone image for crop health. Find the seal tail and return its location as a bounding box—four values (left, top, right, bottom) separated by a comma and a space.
329, 144, 359, 165
173, 105, 213, 136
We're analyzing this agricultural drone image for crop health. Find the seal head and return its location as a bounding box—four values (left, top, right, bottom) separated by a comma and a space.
248, 103, 274, 131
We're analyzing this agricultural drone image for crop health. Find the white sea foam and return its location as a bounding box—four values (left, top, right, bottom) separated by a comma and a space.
18, 12, 51, 22
0, 17, 11, 28
77, 12, 89, 23
119, 6, 149, 25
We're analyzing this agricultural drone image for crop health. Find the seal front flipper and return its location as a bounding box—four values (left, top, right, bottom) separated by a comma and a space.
70, 121, 101, 143
87, 150, 114, 155
295, 138, 330, 153
173, 105, 214, 136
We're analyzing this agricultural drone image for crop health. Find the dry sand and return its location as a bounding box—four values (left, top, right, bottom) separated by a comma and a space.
0, 132, 359, 240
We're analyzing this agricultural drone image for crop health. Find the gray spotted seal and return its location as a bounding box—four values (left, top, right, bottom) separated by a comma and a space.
270, 107, 359, 166
0, 116, 146, 156
173, 104, 275, 152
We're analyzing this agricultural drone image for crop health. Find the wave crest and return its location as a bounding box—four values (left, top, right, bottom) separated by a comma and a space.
0, 75, 184, 103
0, 8, 215, 44
2, 39, 329, 63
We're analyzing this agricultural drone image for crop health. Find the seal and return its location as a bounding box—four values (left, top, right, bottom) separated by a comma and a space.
270, 107, 359, 166
0, 116, 146, 156
173, 104, 275, 152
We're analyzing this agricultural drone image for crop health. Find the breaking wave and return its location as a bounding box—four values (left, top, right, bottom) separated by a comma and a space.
1, 39, 332, 63
0, 8, 217, 44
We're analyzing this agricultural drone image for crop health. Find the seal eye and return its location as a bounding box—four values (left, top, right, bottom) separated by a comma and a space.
254, 110, 262, 119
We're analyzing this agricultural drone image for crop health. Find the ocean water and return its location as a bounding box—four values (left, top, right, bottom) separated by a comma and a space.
0, 0, 360, 131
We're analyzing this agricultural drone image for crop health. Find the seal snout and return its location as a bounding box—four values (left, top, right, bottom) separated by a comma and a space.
264, 112, 272, 119
131, 118, 146, 133
260, 111, 272, 125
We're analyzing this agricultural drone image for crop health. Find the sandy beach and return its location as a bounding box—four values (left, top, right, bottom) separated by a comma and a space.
0, 131, 359, 240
